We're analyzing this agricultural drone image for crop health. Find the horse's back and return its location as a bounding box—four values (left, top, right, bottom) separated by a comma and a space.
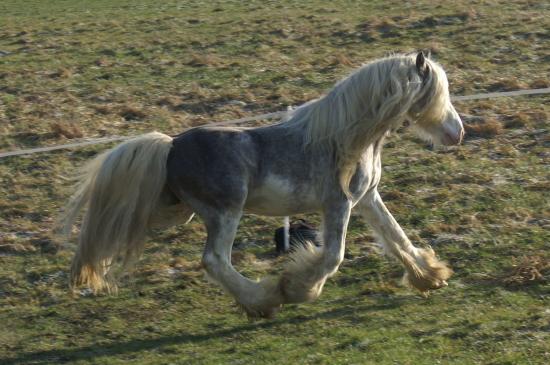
166, 127, 258, 210
166, 124, 323, 215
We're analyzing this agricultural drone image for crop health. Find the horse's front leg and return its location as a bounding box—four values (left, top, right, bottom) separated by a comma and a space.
321, 200, 352, 275
356, 190, 452, 293
279, 200, 352, 303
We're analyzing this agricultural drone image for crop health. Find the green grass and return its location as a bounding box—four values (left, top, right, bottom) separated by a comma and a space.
1, 0, 549, 364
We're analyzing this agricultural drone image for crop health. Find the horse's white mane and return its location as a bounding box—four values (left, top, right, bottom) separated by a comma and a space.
286, 53, 450, 195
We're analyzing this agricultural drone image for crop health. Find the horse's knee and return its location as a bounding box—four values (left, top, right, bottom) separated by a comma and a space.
202, 251, 231, 275
323, 252, 344, 274
201, 253, 218, 273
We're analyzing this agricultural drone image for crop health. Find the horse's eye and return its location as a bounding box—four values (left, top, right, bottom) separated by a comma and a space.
403, 120, 411, 127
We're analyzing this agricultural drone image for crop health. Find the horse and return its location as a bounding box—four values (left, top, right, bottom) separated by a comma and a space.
60, 52, 464, 318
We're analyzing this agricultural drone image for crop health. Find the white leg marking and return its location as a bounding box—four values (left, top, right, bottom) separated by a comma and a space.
357, 190, 452, 293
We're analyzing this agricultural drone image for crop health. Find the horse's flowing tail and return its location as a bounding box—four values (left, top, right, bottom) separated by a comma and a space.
59, 132, 173, 293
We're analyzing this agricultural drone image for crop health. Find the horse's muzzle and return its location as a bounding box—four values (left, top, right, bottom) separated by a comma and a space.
441, 127, 464, 146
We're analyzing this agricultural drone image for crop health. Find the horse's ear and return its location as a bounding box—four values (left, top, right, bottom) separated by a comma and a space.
416, 51, 426, 71
416, 51, 429, 78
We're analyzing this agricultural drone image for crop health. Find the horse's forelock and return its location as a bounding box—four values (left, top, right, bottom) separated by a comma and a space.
412, 58, 450, 125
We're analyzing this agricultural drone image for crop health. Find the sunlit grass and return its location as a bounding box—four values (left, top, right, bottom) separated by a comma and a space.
0, 0, 548, 364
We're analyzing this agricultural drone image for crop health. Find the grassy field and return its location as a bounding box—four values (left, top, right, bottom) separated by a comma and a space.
1, 0, 549, 364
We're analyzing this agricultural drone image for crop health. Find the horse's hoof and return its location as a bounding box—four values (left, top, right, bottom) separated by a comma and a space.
432, 279, 448, 289
239, 303, 282, 320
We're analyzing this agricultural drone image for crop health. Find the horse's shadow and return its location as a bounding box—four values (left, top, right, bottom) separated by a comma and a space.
1, 298, 405, 364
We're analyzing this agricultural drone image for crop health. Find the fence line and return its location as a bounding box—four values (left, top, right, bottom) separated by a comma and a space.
1, 87, 548, 159
451, 87, 550, 101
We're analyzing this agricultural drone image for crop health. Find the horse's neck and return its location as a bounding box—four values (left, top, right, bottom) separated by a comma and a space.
362, 132, 385, 158
346, 127, 387, 167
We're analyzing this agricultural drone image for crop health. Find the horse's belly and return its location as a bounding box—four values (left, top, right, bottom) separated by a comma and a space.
245, 175, 319, 216
244, 199, 319, 216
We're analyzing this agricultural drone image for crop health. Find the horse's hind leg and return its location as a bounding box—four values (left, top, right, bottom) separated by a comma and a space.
201, 210, 284, 318
356, 190, 452, 293
200, 203, 353, 318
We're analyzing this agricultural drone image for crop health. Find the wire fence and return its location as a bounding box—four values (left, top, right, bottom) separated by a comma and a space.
1, 87, 548, 159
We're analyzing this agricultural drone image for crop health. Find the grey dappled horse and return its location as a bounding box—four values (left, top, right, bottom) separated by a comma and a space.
61, 53, 464, 318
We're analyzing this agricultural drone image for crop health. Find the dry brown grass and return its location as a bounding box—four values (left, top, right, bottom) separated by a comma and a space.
464, 117, 503, 138
1, 1, 549, 363
231, 251, 263, 266
487, 78, 527, 92
156, 96, 182, 109
374, 18, 397, 29
381, 190, 406, 201
525, 180, 550, 192
118, 104, 147, 121
186, 53, 222, 67
329, 54, 354, 67
49, 121, 84, 139
49, 68, 72, 79
529, 79, 550, 89
503, 112, 530, 129
92, 105, 114, 115
170, 257, 202, 272
422, 223, 461, 236
95, 58, 112, 67
501, 255, 549, 287
0, 243, 36, 253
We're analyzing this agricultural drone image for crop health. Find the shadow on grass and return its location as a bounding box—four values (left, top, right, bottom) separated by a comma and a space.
1, 299, 405, 364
